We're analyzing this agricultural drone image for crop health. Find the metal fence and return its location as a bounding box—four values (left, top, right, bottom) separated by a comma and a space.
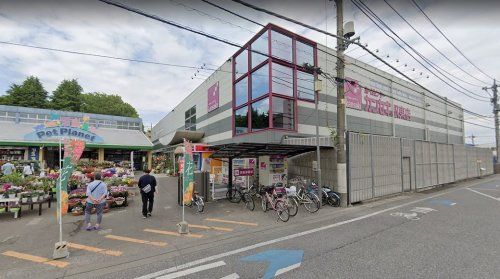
347, 132, 494, 203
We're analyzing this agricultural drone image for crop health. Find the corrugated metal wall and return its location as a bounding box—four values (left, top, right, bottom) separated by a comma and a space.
348, 132, 493, 203
348, 133, 374, 202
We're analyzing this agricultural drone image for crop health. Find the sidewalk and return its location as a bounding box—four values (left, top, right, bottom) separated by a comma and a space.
0, 175, 343, 279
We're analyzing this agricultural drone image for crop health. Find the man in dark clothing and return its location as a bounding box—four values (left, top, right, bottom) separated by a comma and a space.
138, 169, 157, 218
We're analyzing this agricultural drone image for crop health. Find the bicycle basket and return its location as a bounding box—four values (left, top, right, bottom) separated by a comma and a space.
286, 186, 297, 197
274, 187, 286, 196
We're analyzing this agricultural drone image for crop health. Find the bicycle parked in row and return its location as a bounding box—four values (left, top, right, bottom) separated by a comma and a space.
288, 178, 321, 213
260, 185, 290, 222
226, 182, 255, 211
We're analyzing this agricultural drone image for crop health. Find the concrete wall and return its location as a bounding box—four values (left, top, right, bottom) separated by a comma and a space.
287, 148, 337, 188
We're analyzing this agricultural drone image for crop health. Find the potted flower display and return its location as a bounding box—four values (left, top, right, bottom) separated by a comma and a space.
114, 197, 125, 206
31, 192, 39, 202
21, 192, 31, 203
7, 189, 17, 199
71, 203, 84, 216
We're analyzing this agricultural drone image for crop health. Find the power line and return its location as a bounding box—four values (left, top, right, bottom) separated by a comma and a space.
322, 73, 495, 131
0, 40, 204, 70
382, 0, 488, 88
227, 0, 492, 118
411, 0, 495, 82
351, 0, 490, 102
226, 0, 492, 117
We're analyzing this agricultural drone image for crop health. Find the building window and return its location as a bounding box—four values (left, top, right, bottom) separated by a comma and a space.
235, 77, 248, 107
251, 63, 269, 100
271, 30, 293, 63
251, 98, 269, 131
251, 31, 269, 68
272, 97, 294, 130
235, 106, 248, 135
271, 63, 293, 97
232, 24, 316, 136
235, 49, 248, 80
296, 41, 314, 67
297, 71, 315, 101
185, 105, 196, 131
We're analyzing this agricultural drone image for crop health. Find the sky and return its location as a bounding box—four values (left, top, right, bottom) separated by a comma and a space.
0, 0, 499, 145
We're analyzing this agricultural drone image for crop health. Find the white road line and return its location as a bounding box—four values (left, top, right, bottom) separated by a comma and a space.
219, 273, 240, 279
136, 178, 496, 279
275, 263, 301, 277
26, 217, 42, 226
156, 261, 226, 279
467, 188, 500, 201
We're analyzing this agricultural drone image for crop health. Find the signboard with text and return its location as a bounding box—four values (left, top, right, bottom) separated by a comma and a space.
24, 115, 103, 143
207, 82, 219, 112
345, 78, 411, 121
234, 168, 254, 176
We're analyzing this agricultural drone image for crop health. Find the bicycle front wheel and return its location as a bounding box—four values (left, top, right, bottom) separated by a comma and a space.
261, 197, 268, 212
327, 193, 341, 207
196, 197, 204, 213
226, 189, 241, 203
303, 193, 320, 213
243, 193, 255, 211
287, 197, 299, 217
275, 200, 290, 222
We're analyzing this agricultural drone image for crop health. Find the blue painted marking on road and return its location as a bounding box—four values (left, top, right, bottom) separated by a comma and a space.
428, 199, 456, 206
241, 249, 304, 279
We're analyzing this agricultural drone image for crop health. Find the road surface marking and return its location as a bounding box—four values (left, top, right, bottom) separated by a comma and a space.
219, 273, 240, 279
205, 218, 258, 227
2, 250, 69, 268
467, 188, 500, 201
26, 217, 43, 226
67, 242, 123, 256
189, 224, 234, 232
144, 229, 203, 238
156, 261, 226, 279
136, 178, 495, 279
410, 207, 436, 214
275, 262, 301, 276
105, 234, 167, 247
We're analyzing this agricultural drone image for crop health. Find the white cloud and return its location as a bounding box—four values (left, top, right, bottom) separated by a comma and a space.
0, 0, 499, 145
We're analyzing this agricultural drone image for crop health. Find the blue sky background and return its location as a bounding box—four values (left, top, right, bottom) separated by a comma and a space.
0, 0, 499, 145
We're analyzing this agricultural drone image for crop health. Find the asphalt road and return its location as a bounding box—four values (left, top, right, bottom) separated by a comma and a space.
1, 175, 499, 279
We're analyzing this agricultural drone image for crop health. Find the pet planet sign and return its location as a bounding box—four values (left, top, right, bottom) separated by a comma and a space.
24, 115, 104, 143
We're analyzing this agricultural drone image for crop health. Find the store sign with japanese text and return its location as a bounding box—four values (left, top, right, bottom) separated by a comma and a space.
24, 114, 104, 143
207, 82, 219, 112
234, 168, 254, 176
345, 78, 411, 121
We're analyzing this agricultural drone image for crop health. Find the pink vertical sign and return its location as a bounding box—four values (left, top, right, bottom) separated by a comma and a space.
207, 82, 219, 112
345, 78, 362, 110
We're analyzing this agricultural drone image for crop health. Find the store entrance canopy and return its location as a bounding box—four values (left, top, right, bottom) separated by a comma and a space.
209, 143, 318, 159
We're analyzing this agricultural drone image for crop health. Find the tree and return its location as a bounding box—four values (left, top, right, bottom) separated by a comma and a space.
0, 76, 48, 108
50, 79, 83, 111
80, 93, 139, 118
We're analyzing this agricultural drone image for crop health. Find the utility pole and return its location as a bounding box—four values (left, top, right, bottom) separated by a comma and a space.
335, 0, 348, 207
483, 79, 499, 170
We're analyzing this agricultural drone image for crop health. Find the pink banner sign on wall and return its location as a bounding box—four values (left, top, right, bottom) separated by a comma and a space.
345, 78, 362, 110
207, 82, 219, 112
345, 78, 412, 121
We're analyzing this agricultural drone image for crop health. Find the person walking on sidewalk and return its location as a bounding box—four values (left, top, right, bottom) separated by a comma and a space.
84, 173, 108, 231
138, 169, 157, 219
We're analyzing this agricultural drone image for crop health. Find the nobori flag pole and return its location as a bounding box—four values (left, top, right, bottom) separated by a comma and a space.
178, 139, 189, 234
53, 137, 69, 259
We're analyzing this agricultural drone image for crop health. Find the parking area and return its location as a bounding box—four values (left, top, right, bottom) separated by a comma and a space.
0, 175, 342, 279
